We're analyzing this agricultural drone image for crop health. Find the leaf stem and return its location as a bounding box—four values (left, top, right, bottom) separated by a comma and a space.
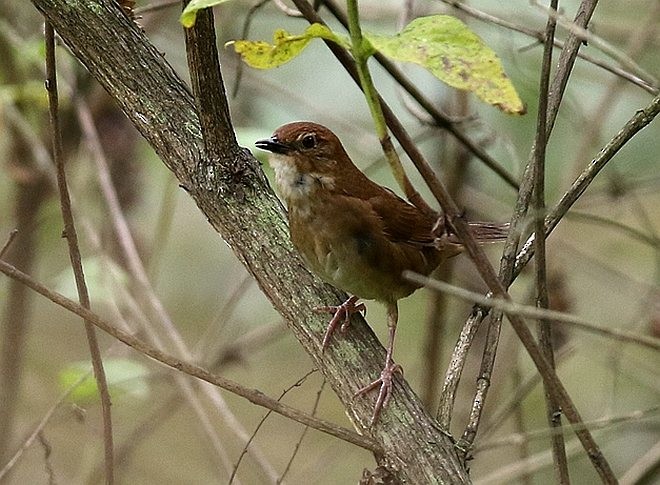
345, 0, 433, 214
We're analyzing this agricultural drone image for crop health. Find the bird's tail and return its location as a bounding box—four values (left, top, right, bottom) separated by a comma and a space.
439, 222, 510, 246
434, 222, 509, 253
468, 221, 510, 242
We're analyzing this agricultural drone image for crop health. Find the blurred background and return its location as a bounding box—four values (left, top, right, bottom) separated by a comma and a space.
0, 0, 658, 483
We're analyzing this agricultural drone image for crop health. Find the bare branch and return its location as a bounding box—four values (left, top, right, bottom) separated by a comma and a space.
44, 23, 114, 483
0, 258, 381, 454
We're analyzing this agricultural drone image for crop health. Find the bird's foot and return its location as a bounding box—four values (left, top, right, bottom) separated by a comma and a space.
355, 358, 403, 426
432, 211, 458, 239
314, 295, 366, 351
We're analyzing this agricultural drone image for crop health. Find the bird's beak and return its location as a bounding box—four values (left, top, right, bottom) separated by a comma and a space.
255, 136, 291, 154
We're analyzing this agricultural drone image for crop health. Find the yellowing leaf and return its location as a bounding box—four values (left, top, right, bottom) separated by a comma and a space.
180, 0, 233, 28
228, 24, 348, 69
368, 15, 525, 114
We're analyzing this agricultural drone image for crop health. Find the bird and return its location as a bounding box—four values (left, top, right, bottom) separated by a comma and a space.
255, 121, 508, 424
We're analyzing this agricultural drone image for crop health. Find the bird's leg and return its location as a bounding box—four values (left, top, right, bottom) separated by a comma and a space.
355, 302, 402, 425
314, 295, 366, 351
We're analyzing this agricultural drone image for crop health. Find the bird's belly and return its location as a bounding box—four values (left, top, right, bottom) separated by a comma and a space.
290, 210, 434, 302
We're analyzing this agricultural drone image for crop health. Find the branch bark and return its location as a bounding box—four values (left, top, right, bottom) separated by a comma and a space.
28, 0, 469, 481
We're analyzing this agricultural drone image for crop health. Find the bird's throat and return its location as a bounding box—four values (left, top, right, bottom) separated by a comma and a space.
270, 156, 334, 203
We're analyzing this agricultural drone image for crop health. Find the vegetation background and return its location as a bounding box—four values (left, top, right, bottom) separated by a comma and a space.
0, 0, 658, 483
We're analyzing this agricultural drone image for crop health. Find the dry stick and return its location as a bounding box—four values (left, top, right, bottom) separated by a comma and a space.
441, 0, 598, 445
435, 92, 658, 480
531, 0, 657, 86
515, 93, 660, 274
0, 230, 18, 258
532, 1, 570, 481
0, 259, 381, 454
476, 407, 660, 454
321, 0, 519, 190
483, 347, 576, 439
44, 24, 114, 485
404, 274, 660, 352
74, 100, 273, 480
228, 369, 317, 484
278, 379, 327, 484
439, 0, 658, 95
422, 102, 471, 409
0, 372, 89, 480
569, 2, 660, 183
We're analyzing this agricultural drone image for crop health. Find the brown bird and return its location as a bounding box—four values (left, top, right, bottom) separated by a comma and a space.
256, 121, 507, 424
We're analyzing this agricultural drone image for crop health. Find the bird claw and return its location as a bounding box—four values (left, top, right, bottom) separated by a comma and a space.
432, 211, 458, 239
355, 359, 403, 426
314, 296, 366, 351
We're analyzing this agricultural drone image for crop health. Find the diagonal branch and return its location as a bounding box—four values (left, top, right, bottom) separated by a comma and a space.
0, 258, 380, 454
28, 0, 469, 481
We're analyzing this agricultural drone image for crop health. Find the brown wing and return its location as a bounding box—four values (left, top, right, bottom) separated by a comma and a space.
366, 188, 437, 247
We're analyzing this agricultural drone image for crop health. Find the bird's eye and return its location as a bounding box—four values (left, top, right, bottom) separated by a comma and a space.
300, 133, 317, 149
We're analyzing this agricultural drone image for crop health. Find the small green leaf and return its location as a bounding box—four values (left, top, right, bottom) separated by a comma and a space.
228, 24, 348, 69
367, 15, 525, 114
59, 359, 151, 404
180, 0, 233, 28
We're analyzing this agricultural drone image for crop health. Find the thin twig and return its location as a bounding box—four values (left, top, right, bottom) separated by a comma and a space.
404, 273, 660, 351
0, 258, 382, 454
476, 407, 660, 453
439, 0, 658, 95
444, 0, 615, 482
531, 0, 658, 87
44, 23, 114, 484
0, 362, 90, 480
515, 92, 660, 274
531, 1, 569, 480
0, 230, 18, 258
568, 2, 660, 182
229, 369, 317, 484
438, 0, 601, 432
278, 379, 327, 484
482, 346, 575, 438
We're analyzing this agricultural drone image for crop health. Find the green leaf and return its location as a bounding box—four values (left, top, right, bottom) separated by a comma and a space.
53, 256, 129, 306
367, 15, 525, 114
228, 24, 349, 69
180, 0, 233, 28
59, 359, 151, 404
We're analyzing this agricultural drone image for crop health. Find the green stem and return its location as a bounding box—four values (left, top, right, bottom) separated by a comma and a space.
346, 0, 385, 137
345, 0, 432, 214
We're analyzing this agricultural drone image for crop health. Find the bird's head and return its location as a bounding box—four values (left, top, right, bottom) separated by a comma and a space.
256, 121, 357, 201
